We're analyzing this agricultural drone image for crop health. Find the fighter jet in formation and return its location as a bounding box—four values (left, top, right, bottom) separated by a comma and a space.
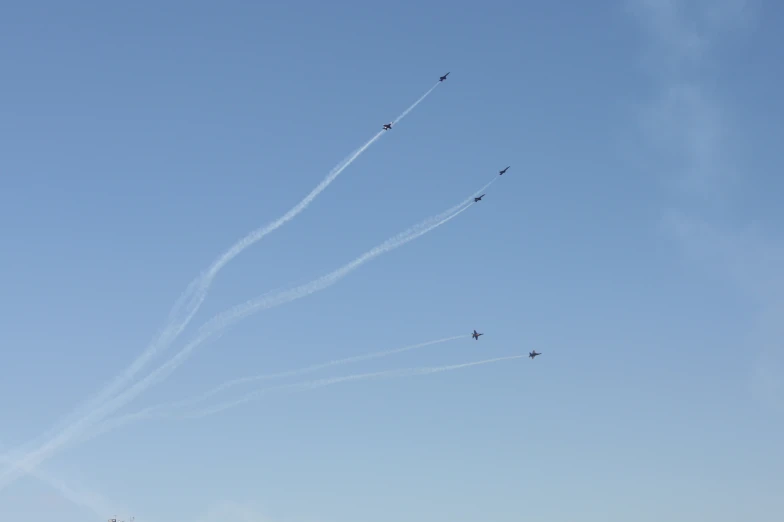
439, 72, 450, 82
474, 194, 486, 202
499, 166, 510, 175
469, 328, 541, 360
382, 123, 393, 130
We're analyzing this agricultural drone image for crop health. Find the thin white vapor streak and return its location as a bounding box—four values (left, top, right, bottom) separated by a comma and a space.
110, 200, 474, 405
393, 82, 440, 124
0, 177, 486, 489
56, 133, 382, 428
80, 335, 468, 442
84, 355, 522, 439
33, 81, 440, 441
0, 82, 442, 478
184, 355, 525, 419
166, 334, 468, 410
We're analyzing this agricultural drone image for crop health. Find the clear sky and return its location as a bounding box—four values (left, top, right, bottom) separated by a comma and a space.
1, 0, 782, 521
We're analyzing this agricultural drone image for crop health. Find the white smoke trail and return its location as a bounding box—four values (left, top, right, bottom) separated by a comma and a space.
184, 355, 525, 419
81, 334, 468, 437
52, 134, 381, 431
39, 81, 442, 437
0, 82, 442, 468
79, 355, 525, 439
393, 82, 440, 124
74, 335, 463, 443
89, 200, 476, 411
161, 334, 469, 412
474, 175, 500, 197
76, 354, 524, 438
87, 203, 475, 424
0, 182, 484, 489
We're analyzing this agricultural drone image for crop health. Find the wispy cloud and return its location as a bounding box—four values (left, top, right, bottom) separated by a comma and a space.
627, 0, 781, 409
662, 209, 784, 410
627, 0, 707, 67
627, 0, 752, 70
662, 210, 784, 300
637, 83, 735, 198
628, 0, 752, 200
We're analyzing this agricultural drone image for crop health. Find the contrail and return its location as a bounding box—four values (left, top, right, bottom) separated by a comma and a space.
157, 334, 469, 412
74, 335, 468, 442
73, 355, 524, 438
40, 80, 442, 435
0, 178, 490, 489
184, 354, 525, 419
393, 82, 440, 124
87, 195, 477, 411
1, 174, 494, 477
83, 334, 469, 433
0, 147, 372, 462
0, 81, 443, 470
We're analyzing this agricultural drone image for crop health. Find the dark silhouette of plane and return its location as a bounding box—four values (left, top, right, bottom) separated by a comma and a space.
382, 123, 392, 130
472, 330, 483, 340
529, 351, 541, 359
440, 72, 450, 81
474, 194, 485, 202
499, 166, 510, 175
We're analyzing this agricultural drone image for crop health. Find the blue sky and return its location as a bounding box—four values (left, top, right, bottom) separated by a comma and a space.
1, 0, 782, 520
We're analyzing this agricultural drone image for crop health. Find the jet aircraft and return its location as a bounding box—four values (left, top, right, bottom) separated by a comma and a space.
382, 123, 392, 130
474, 194, 485, 202
529, 350, 541, 359
439, 72, 450, 82
499, 166, 510, 175
472, 330, 483, 340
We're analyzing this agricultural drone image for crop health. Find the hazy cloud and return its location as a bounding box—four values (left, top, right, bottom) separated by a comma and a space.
628, 0, 781, 409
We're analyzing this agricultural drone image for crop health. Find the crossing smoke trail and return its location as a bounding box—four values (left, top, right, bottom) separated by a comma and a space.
0, 177, 492, 490
184, 355, 525, 419
0, 146, 374, 464
82, 334, 469, 435
0, 81, 442, 467
155, 334, 468, 411
73, 355, 524, 439
54, 135, 379, 426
